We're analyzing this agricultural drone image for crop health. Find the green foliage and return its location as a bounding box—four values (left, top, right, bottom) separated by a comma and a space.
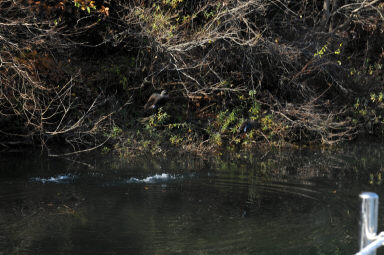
163, 0, 184, 9
204, 3, 222, 20
261, 115, 274, 132
314, 44, 328, 58
353, 98, 368, 116
105, 125, 123, 139
54, 17, 62, 26
169, 134, 183, 145
215, 108, 244, 135
208, 109, 239, 146
203, 89, 270, 148
314, 42, 344, 66
112, 126, 123, 137
354, 98, 360, 110
249, 101, 260, 120
147, 108, 170, 128
168, 122, 187, 129
211, 132, 222, 146
369, 171, 384, 185
352, 91, 384, 135
101, 146, 111, 154
221, 110, 236, 133
136, 3, 182, 40
249, 89, 257, 97
349, 60, 382, 78
370, 92, 384, 103
74, 0, 96, 14
334, 43, 342, 55
114, 105, 206, 156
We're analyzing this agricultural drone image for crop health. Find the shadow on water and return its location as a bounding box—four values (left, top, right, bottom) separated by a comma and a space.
1, 141, 384, 254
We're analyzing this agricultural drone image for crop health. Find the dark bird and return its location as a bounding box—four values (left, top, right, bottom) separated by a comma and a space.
239, 119, 259, 133
144, 90, 169, 111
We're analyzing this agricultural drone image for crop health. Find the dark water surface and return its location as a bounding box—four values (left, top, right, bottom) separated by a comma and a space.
1, 142, 384, 254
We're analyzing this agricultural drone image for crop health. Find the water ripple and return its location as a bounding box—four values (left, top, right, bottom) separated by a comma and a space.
30, 174, 76, 184
125, 173, 177, 183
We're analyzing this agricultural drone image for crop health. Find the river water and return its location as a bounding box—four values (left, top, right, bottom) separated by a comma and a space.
1, 141, 384, 254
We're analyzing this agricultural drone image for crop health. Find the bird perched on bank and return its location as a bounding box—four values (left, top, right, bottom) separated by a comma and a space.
239, 119, 259, 133
144, 90, 169, 111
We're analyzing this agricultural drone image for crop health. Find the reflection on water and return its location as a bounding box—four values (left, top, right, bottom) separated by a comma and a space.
1, 141, 384, 254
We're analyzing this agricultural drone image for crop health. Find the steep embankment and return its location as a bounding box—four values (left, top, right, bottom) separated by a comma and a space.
1, 0, 383, 156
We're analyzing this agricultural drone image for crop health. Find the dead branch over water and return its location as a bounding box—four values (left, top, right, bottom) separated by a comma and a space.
0, 0, 119, 153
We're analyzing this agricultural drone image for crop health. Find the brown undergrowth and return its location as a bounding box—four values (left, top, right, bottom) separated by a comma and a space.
1, 0, 384, 156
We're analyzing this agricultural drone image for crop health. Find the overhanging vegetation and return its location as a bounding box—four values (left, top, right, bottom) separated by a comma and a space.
1, 0, 383, 155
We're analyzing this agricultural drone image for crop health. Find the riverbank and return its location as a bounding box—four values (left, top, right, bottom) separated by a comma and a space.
1, 1, 383, 156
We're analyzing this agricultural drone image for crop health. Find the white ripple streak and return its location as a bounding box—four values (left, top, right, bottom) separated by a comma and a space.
31, 175, 75, 184
126, 173, 178, 184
